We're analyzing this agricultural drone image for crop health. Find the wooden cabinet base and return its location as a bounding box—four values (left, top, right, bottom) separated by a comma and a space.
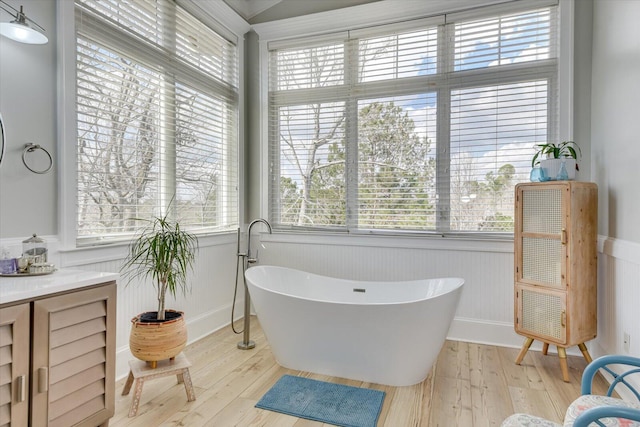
0, 281, 116, 427
515, 337, 593, 382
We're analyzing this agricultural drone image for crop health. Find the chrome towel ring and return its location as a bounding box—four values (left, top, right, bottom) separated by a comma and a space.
22, 143, 53, 174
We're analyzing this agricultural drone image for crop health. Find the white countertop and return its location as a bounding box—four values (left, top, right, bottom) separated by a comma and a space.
0, 268, 118, 305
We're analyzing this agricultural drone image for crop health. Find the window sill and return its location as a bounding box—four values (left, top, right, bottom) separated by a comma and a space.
262, 230, 514, 253
57, 232, 238, 267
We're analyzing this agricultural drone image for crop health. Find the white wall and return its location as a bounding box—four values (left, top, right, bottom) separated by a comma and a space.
590, 0, 640, 244
245, 30, 263, 222
0, 0, 57, 238
571, 0, 593, 181
588, 0, 640, 362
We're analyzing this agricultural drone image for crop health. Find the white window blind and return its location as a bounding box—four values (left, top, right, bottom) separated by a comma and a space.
444, 6, 557, 232
75, 0, 239, 244
269, 4, 557, 235
357, 93, 437, 231
449, 80, 550, 232
269, 40, 348, 229
359, 27, 438, 82
453, 7, 554, 71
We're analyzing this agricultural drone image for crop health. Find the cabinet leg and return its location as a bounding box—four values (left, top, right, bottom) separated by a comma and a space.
542, 342, 549, 355
578, 343, 593, 364
557, 347, 570, 382
122, 370, 134, 396
515, 337, 534, 365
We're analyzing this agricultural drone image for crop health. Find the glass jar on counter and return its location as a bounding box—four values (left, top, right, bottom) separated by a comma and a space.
22, 233, 47, 265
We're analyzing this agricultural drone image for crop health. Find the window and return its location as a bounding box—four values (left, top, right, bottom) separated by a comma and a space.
268, 5, 557, 235
75, 0, 239, 244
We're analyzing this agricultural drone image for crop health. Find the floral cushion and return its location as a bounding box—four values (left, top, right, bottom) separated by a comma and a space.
563, 394, 640, 427
502, 413, 562, 427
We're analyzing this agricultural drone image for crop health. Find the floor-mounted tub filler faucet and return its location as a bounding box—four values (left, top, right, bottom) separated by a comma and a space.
233, 218, 272, 350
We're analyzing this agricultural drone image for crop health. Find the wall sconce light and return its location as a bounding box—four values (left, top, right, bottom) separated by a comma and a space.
0, 0, 48, 44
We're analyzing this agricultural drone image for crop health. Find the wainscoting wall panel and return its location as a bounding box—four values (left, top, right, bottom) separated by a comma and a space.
592, 236, 640, 398
258, 234, 523, 348
4, 232, 635, 380
594, 237, 640, 357
259, 233, 640, 359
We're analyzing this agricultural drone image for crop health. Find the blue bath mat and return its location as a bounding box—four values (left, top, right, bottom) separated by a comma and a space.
255, 374, 385, 427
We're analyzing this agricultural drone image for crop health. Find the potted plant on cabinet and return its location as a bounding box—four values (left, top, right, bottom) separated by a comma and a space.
531, 141, 581, 180
121, 211, 198, 368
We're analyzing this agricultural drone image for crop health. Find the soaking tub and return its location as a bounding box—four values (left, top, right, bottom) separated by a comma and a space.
244, 265, 464, 386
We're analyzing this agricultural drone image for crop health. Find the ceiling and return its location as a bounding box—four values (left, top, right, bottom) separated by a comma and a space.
222, 0, 382, 24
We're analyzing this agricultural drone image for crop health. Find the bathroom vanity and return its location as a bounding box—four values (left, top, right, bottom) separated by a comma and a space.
0, 269, 118, 427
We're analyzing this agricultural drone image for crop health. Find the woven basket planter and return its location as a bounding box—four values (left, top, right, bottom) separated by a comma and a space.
130, 309, 187, 368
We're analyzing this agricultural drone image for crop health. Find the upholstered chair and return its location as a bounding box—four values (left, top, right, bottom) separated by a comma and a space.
502, 355, 640, 427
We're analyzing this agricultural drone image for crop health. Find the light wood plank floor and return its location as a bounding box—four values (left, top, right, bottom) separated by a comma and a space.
111, 317, 609, 426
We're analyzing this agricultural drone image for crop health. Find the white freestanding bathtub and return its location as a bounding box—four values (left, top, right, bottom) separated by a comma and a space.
244, 265, 464, 386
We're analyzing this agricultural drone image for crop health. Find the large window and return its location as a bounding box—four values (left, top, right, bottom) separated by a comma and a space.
75, 0, 239, 244
268, 5, 557, 235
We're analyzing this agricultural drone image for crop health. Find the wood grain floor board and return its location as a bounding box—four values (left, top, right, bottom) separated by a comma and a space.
497, 346, 546, 391
469, 344, 514, 426
111, 318, 608, 427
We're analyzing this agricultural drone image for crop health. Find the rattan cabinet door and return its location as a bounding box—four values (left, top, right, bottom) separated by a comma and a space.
516, 186, 566, 289
515, 284, 566, 344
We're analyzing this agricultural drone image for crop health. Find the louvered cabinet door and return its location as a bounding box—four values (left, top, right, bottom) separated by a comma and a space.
0, 304, 29, 427
31, 283, 116, 427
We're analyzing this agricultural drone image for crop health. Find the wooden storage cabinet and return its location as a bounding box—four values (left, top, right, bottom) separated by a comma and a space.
0, 282, 116, 427
513, 181, 597, 382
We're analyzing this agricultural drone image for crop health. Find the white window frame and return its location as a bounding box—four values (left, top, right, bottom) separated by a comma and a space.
254, 0, 574, 239
56, 0, 249, 258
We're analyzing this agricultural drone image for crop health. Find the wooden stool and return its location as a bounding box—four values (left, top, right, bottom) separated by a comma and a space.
515, 338, 593, 382
122, 353, 196, 417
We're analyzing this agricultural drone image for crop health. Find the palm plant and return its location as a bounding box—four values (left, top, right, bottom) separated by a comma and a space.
121, 212, 198, 321
531, 141, 581, 168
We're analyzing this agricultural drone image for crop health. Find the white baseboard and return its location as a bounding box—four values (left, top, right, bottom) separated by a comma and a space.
448, 317, 521, 348
447, 317, 584, 356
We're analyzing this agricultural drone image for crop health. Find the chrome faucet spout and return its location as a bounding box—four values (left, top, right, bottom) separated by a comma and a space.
246, 218, 272, 263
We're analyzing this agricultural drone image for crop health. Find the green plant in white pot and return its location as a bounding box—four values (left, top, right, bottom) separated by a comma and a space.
121, 211, 198, 368
532, 141, 581, 180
